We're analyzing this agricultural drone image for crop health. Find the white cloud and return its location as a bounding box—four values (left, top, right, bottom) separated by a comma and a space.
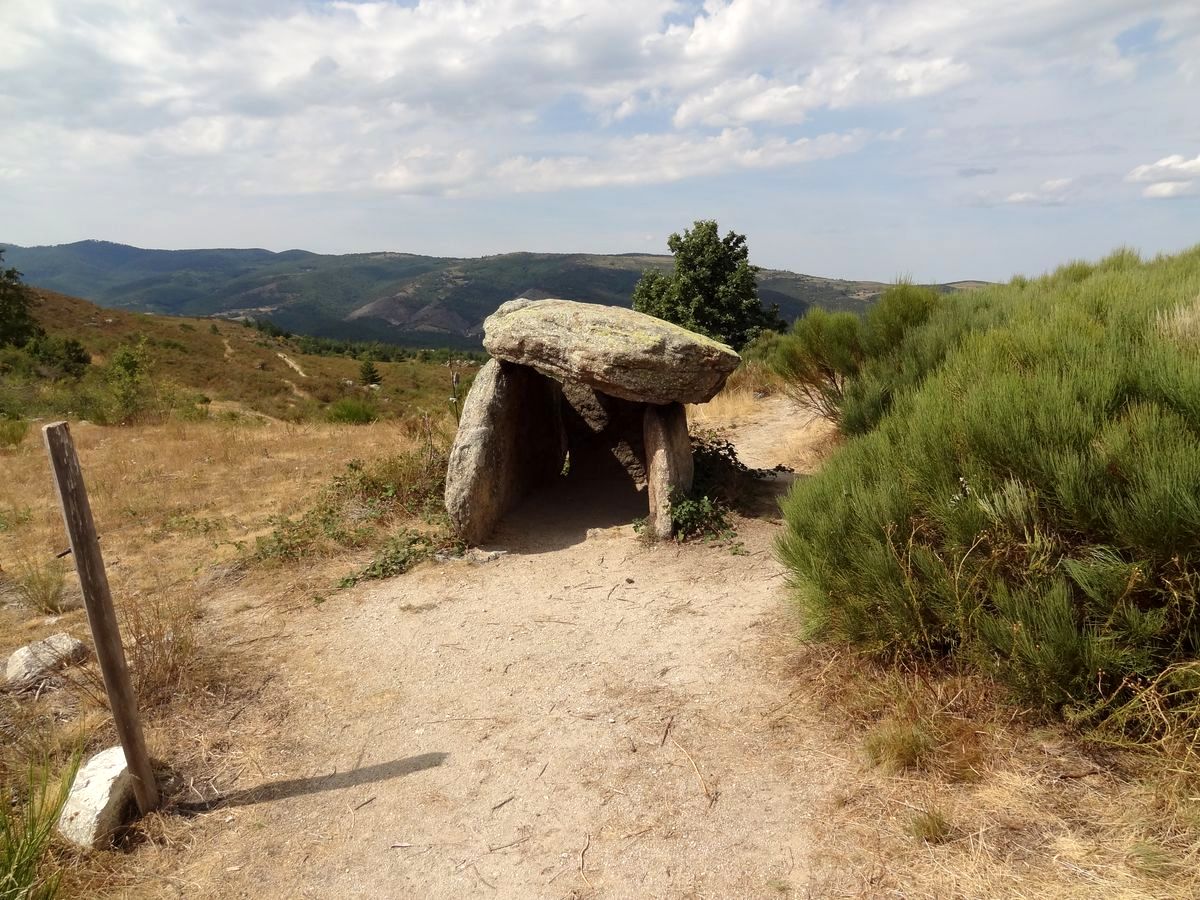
491, 128, 872, 192
1127, 153, 1200, 200
1141, 181, 1196, 199
1, 0, 1199, 265
1001, 177, 1075, 205
1126, 153, 1200, 182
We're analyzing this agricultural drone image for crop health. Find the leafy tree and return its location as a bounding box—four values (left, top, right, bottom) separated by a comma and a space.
632, 220, 783, 350
105, 338, 151, 423
28, 334, 91, 379
0, 250, 44, 348
359, 358, 382, 386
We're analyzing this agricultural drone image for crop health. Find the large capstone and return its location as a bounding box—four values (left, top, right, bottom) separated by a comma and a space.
484, 298, 740, 405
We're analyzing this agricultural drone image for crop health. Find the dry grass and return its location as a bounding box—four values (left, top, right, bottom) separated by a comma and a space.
781, 647, 1200, 899
688, 384, 762, 427
0, 414, 450, 893
10, 557, 72, 614
1156, 295, 1200, 349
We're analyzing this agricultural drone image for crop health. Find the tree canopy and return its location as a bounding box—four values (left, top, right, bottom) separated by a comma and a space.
632, 220, 783, 350
0, 250, 43, 348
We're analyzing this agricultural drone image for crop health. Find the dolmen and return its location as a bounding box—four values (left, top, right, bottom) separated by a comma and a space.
445, 298, 740, 544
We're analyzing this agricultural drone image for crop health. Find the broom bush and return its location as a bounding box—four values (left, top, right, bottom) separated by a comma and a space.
778, 246, 1200, 713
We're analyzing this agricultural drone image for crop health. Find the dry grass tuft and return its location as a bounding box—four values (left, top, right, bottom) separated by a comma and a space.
781, 646, 1200, 898
907, 806, 954, 844
1156, 295, 1200, 349
12, 558, 70, 614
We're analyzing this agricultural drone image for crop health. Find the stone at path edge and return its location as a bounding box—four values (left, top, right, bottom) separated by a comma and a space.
58, 746, 137, 850
483, 298, 741, 406
5, 632, 89, 685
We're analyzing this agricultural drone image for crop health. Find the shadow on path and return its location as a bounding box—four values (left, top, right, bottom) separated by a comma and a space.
489, 477, 646, 554
176, 752, 448, 814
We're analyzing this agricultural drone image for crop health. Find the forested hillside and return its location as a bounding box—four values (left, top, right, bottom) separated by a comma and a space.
3, 240, 934, 346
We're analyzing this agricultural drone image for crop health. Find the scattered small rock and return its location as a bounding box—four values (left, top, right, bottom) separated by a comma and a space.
5, 633, 88, 686
58, 746, 137, 849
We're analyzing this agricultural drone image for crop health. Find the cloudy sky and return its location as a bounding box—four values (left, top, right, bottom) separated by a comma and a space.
1, 1, 1198, 281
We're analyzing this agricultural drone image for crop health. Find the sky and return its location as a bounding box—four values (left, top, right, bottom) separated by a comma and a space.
1, 0, 1198, 282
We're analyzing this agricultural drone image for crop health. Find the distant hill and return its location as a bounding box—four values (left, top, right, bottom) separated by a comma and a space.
22, 287, 469, 421
3, 240, 966, 346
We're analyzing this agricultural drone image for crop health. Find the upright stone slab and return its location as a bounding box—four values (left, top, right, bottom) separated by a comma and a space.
644, 403, 694, 540
560, 380, 647, 485
445, 360, 566, 545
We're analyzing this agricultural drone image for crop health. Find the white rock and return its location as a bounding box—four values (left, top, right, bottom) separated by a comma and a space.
58, 746, 137, 849
5, 633, 88, 685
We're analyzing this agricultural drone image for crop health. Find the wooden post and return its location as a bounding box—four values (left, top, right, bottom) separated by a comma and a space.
42, 422, 160, 815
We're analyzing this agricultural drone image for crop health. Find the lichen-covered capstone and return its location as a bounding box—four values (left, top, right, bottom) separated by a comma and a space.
483, 298, 740, 405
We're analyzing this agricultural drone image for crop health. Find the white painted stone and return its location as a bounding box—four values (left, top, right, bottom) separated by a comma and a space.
5, 633, 88, 684
58, 746, 136, 849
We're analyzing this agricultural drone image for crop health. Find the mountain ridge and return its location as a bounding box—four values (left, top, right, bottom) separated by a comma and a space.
3, 239, 952, 347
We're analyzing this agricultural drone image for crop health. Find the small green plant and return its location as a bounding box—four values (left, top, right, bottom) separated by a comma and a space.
669, 492, 733, 542
338, 530, 462, 588
0, 418, 28, 450
327, 397, 377, 425
0, 505, 33, 533
15, 560, 68, 614
908, 807, 954, 844
1, 755, 79, 900
104, 338, 152, 424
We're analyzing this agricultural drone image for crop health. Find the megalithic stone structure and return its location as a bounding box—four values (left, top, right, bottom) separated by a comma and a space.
445, 298, 740, 543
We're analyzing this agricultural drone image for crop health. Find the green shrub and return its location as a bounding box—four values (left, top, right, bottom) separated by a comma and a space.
766, 282, 944, 429
779, 245, 1200, 717
327, 398, 377, 424
669, 493, 733, 542
338, 529, 461, 588
255, 439, 448, 564
14, 560, 68, 614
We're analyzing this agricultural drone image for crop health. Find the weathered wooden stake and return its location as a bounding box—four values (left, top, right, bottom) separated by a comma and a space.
42, 422, 160, 815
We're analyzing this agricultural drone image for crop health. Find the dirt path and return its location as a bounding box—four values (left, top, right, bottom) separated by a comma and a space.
158, 403, 860, 898
277, 352, 308, 377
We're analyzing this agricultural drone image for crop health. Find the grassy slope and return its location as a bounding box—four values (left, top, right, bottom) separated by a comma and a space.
26, 288, 468, 421
3, 240, 948, 344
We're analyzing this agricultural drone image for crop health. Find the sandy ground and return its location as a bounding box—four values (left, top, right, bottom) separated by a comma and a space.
141, 400, 868, 899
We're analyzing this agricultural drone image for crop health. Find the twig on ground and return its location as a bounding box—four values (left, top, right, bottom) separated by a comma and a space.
661, 715, 674, 747
353, 796, 376, 811
671, 736, 719, 807
491, 795, 515, 813
487, 834, 530, 852
580, 832, 593, 889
